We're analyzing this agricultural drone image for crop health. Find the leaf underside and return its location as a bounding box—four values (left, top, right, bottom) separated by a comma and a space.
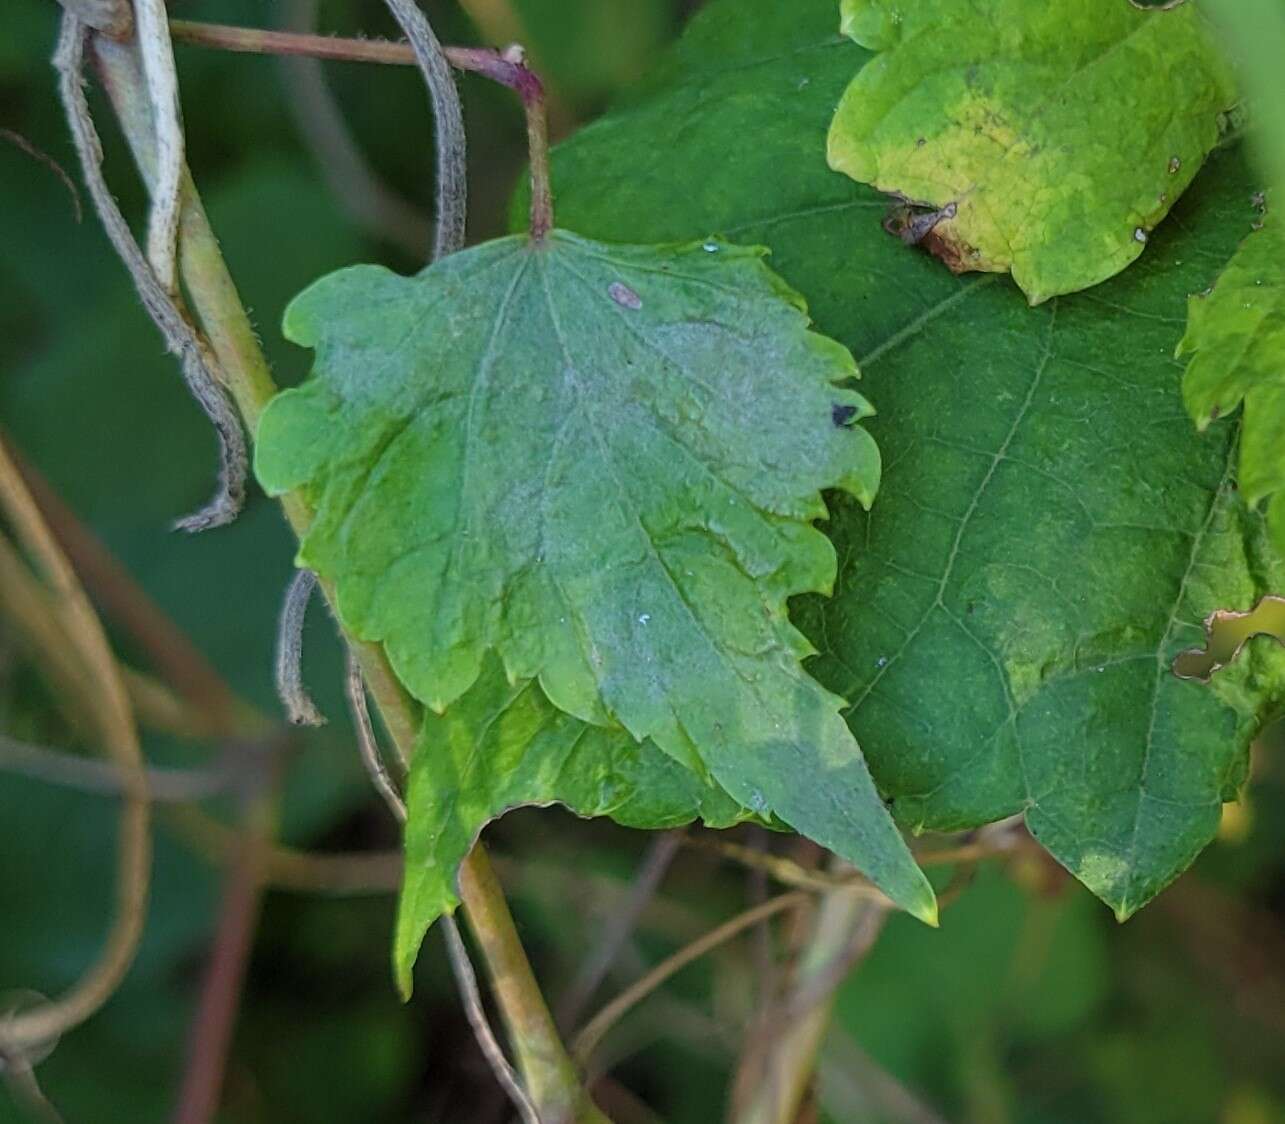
393, 653, 749, 994
256, 230, 938, 983
539, 0, 1285, 918
827, 0, 1238, 304
1178, 213, 1285, 557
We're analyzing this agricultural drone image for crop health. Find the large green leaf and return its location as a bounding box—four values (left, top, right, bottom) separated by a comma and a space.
393, 653, 747, 993
827, 0, 1238, 304
540, 0, 1285, 917
256, 231, 937, 933
1178, 214, 1285, 556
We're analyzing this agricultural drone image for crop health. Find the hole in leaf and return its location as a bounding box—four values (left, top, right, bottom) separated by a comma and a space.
1171, 595, 1285, 682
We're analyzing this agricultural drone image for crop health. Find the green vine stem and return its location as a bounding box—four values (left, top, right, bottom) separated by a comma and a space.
462, 849, 607, 1122
90, 34, 599, 1124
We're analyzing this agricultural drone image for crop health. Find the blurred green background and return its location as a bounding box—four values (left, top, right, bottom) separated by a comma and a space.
2, 1, 1284, 1122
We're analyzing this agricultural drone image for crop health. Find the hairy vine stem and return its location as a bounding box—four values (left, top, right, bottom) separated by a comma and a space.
344, 653, 542, 1124
54, 0, 132, 40
130, 0, 182, 289
53, 16, 247, 532
379, 0, 467, 258
444, 918, 544, 1124
345, 650, 407, 822
81, 23, 597, 1123
275, 569, 325, 727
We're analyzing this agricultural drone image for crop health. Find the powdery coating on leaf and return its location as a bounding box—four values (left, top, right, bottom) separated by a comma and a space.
540, 0, 1285, 919
1178, 214, 1285, 557
256, 230, 937, 929
392, 653, 748, 995
827, 0, 1239, 304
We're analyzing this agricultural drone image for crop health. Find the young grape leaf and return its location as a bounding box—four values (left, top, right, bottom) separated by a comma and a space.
256, 231, 937, 930
539, 0, 1285, 918
393, 653, 748, 994
1178, 214, 1285, 556
827, 0, 1238, 304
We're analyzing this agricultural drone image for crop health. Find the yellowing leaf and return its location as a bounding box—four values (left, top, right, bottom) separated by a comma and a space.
827, 0, 1238, 303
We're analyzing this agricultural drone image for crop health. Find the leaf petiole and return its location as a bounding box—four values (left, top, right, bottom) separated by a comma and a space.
165, 20, 554, 239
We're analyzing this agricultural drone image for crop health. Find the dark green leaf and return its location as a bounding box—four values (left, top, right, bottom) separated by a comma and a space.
540, 0, 1285, 917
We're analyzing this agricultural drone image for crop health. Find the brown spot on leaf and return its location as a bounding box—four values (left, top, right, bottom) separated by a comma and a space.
920, 224, 981, 275
883, 199, 984, 274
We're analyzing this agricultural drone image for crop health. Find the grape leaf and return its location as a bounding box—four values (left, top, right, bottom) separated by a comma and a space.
255, 231, 938, 933
392, 652, 748, 993
1178, 213, 1285, 557
827, 0, 1238, 304
539, 0, 1285, 917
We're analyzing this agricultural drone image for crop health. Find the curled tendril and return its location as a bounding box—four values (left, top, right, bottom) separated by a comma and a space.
55, 17, 246, 532
274, 569, 326, 725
